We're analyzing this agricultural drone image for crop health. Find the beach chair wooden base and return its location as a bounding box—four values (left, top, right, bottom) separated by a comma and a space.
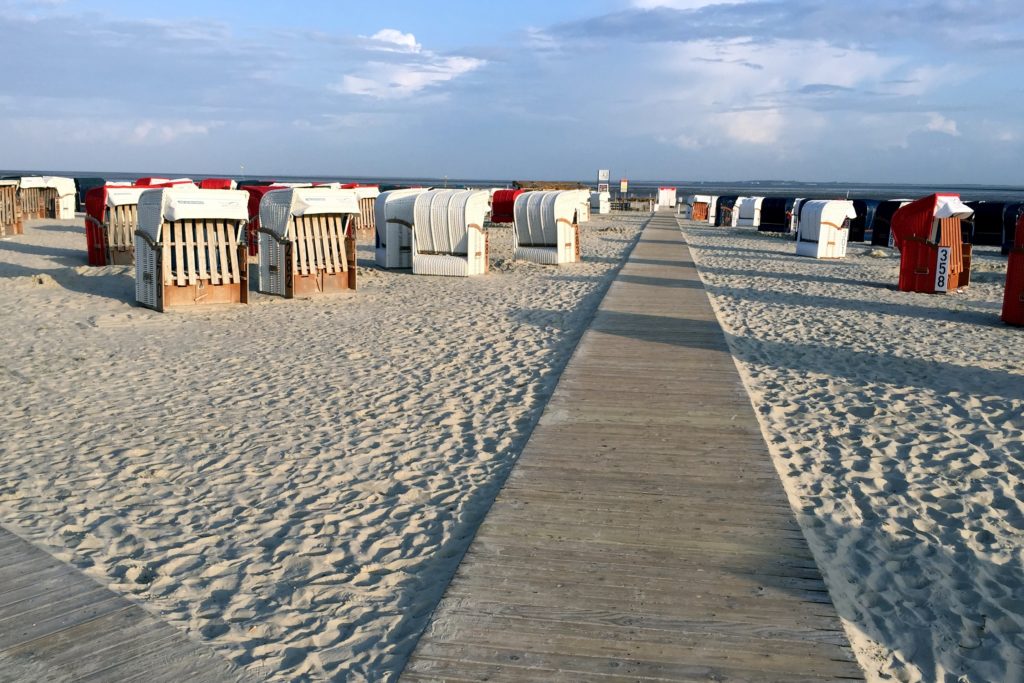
162, 280, 244, 310
108, 249, 134, 266
284, 235, 356, 298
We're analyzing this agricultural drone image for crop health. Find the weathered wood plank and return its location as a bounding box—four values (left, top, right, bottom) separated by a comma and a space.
401, 212, 862, 682
0, 527, 252, 682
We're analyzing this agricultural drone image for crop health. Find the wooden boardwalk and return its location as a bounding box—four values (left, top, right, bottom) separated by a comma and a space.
0, 525, 252, 682
403, 212, 863, 682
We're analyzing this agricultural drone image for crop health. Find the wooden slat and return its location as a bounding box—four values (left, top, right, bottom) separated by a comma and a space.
161, 222, 173, 286
195, 215, 208, 281
173, 221, 186, 287
226, 220, 241, 285
205, 220, 221, 285
302, 216, 316, 274
402, 211, 863, 682
184, 219, 197, 286
216, 220, 229, 286
321, 215, 337, 274
313, 215, 329, 273
335, 216, 349, 271
294, 218, 308, 275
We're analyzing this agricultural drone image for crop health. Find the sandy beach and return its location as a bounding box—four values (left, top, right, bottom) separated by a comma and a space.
0, 213, 644, 681
679, 221, 1024, 683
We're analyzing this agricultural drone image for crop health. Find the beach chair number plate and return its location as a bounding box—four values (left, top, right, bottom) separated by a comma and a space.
934, 246, 950, 292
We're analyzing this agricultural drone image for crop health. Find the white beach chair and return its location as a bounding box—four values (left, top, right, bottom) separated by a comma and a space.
375, 188, 427, 269
512, 191, 581, 265
135, 187, 250, 311
258, 187, 360, 297
796, 200, 857, 259
411, 189, 489, 277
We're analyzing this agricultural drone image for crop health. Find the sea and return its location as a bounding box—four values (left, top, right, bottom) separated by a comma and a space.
4, 169, 1024, 203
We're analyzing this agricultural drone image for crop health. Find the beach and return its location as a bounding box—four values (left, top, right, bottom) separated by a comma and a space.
0, 213, 644, 681
679, 221, 1024, 683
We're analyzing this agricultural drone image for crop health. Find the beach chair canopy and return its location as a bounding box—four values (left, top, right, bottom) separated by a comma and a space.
891, 194, 973, 250
19, 176, 77, 197
199, 178, 237, 190
137, 187, 249, 243
413, 189, 488, 255
798, 200, 857, 241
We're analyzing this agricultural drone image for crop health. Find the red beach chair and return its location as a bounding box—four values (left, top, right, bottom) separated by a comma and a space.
891, 194, 974, 294
491, 189, 522, 224
1003, 213, 1024, 326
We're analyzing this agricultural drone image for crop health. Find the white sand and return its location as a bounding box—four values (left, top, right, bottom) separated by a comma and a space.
679, 222, 1024, 683
0, 213, 645, 682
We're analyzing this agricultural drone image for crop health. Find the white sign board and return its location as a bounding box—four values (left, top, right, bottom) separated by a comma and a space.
598, 169, 610, 182
934, 246, 951, 292
597, 183, 610, 193
620, 179, 629, 194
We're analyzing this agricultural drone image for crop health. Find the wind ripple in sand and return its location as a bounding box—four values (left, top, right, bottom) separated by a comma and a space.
0, 215, 645, 682
681, 224, 1024, 683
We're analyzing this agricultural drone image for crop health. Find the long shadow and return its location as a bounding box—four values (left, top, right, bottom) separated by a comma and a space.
698, 265, 900, 291
706, 282, 1004, 326
0, 240, 87, 268
615, 273, 705, 290
628, 257, 694, 268
0, 262, 136, 304
29, 224, 84, 235
536, 308, 1021, 400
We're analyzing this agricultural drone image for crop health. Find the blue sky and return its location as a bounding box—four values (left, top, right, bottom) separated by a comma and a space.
2, 0, 1023, 183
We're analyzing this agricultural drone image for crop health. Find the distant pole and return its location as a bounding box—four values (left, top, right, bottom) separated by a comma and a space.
444, 175, 448, 188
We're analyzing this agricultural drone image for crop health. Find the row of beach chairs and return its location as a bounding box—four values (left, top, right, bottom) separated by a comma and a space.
58, 181, 590, 312
686, 192, 1024, 326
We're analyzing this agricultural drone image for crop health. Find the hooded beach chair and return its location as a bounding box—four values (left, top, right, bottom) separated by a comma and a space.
512, 190, 581, 265
258, 187, 359, 297
795, 200, 857, 259
891, 193, 974, 293
374, 188, 427, 269
135, 187, 250, 311
411, 189, 489, 276
0, 180, 22, 236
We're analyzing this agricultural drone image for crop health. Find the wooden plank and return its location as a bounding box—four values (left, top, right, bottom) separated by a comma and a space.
0, 527, 251, 682
401, 212, 862, 682
161, 222, 173, 286
322, 215, 338, 274
184, 219, 197, 286
216, 220, 229, 286
226, 220, 241, 285
294, 217, 308, 276
317, 215, 334, 274
172, 221, 186, 287
205, 219, 221, 285
195, 215, 209, 281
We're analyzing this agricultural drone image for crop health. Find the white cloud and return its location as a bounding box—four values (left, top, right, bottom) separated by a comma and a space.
721, 108, 784, 144
129, 120, 215, 144
924, 112, 960, 136
338, 55, 484, 99
366, 29, 421, 54
631, 0, 736, 8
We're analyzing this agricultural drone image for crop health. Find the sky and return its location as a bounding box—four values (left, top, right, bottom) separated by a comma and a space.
2, 0, 1023, 183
